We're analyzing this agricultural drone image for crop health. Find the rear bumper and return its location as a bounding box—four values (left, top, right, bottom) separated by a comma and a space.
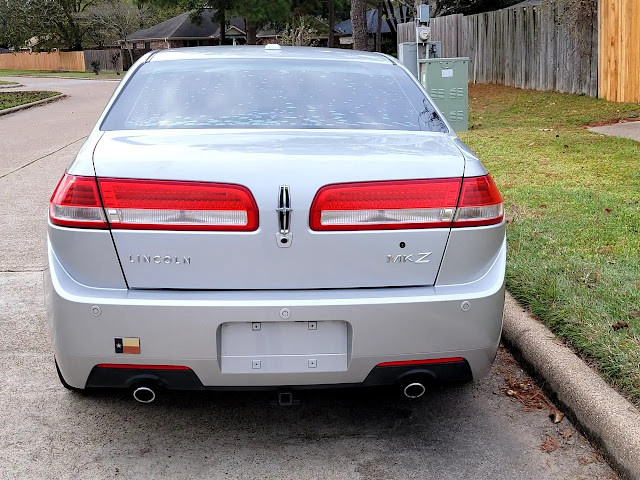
45, 238, 506, 390
84, 359, 474, 391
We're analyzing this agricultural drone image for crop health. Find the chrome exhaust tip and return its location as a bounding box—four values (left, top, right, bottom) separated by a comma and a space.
403, 382, 426, 399
132, 386, 156, 404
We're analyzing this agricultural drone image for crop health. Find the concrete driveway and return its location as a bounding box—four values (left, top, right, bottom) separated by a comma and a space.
589, 120, 640, 142
0, 77, 617, 479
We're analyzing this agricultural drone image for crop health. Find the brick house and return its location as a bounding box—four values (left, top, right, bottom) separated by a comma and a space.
125, 9, 278, 50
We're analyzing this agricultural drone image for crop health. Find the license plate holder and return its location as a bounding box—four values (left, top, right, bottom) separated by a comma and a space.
220, 321, 348, 374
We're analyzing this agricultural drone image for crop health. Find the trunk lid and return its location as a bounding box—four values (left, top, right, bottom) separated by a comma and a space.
93, 129, 465, 290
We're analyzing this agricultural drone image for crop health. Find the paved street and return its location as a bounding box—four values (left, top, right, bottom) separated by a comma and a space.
0, 77, 617, 479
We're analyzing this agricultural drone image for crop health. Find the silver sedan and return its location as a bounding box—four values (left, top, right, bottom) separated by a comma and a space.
45, 46, 505, 403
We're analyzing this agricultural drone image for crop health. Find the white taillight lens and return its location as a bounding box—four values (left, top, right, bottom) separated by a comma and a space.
319, 208, 455, 227
452, 175, 503, 227
97, 178, 258, 231
310, 179, 462, 231
49, 174, 108, 228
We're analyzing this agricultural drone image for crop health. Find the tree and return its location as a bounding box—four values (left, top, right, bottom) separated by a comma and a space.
232, 0, 291, 44
85, 0, 156, 62
0, 0, 101, 51
46, 0, 100, 50
428, 0, 522, 16
327, 0, 335, 47
280, 15, 319, 46
350, 0, 367, 51
0, 1, 36, 49
375, 1, 382, 52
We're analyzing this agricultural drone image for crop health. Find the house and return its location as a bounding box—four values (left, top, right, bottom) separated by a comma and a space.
125, 8, 278, 50
333, 6, 409, 45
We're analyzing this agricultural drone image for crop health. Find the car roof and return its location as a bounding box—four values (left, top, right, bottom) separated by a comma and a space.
148, 45, 395, 65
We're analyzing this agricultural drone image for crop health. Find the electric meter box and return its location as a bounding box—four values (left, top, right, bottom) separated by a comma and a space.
398, 42, 418, 78
419, 57, 469, 132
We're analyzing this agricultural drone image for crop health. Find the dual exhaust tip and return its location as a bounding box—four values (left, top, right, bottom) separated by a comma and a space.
403, 382, 426, 399
132, 381, 427, 404
132, 386, 156, 403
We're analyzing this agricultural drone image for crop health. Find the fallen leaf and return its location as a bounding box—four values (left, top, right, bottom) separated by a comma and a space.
598, 246, 613, 255
540, 435, 559, 453
629, 310, 639, 317
612, 320, 629, 331
504, 376, 551, 411
604, 208, 612, 214
505, 216, 514, 224
579, 451, 603, 465
560, 429, 572, 439
549, 408, 564, 423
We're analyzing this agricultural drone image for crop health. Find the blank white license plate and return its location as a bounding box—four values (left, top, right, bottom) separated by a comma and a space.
220, 321, 348, 374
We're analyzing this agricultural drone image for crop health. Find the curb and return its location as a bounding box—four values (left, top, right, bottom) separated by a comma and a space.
502, 292, 640, 480
0, 93, 67, 117
1, 75, 121, 82
0, 83, 23, 89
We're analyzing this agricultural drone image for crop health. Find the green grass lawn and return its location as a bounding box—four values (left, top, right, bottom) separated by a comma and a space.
460, 84, 640, 404
0, 69, 122, 80
0, 91, 61, 111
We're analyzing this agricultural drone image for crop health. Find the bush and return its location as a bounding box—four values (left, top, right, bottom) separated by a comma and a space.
90, 60, 101, 75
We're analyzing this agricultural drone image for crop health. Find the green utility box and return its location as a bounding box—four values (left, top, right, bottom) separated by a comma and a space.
419, 58, 469, 132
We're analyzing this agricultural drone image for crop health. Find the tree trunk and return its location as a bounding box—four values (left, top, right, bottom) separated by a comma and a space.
382, 1, 398, 51
125, 40, 134, 66
376, 2, 382, 52
328, 0, 335, 48
350, 0, 368, 51
246, 22, 257, 45
218, 5, 226, 45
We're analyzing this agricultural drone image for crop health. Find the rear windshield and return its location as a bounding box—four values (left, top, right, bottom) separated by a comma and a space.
101, 58, 447, 132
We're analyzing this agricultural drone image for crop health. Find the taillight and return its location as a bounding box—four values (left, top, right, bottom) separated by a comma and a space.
453, 175, 503, 227
309, 178, 462, 231
49, 174, 108, 228
97, 178, 258, 231
309, 175, 503, 231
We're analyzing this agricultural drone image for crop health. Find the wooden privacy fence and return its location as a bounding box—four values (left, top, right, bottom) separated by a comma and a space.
400, 2, 598, 97
599, 0, 640, 102
0, 51, 85, 72
83, 49, 124, 72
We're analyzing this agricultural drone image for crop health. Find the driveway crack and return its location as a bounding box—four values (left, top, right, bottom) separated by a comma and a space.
0, 136, 86, 179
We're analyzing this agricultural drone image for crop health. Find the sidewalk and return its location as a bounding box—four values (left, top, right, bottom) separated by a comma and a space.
589, 120, 640, 141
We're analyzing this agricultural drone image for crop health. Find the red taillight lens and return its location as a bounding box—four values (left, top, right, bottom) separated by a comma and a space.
309, 179, 462, 231
452, 175, 503, 227
49, 174, 108, 228
97, 178, 258, 231
376, 357, 465, 367
310, 175, 503, 231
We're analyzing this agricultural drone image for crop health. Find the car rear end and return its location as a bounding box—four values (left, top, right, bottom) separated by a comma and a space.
45, 47, 505, 395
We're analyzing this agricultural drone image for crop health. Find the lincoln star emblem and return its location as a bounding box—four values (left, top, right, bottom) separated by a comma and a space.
276, 185, 293, 248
